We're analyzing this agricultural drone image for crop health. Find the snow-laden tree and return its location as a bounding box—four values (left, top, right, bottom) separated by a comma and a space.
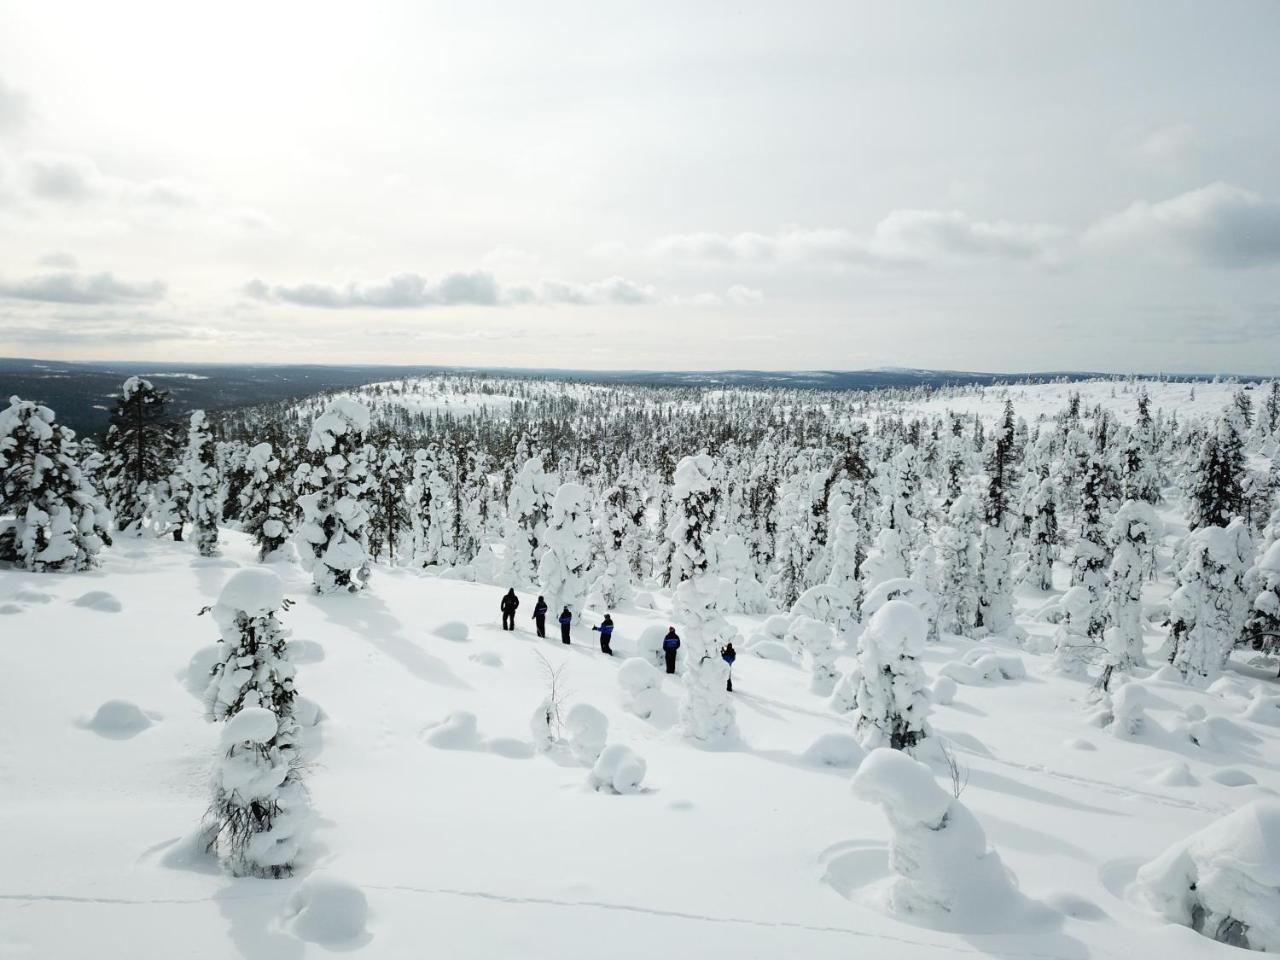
296, 399, 372, 594
219, 440, 252, 525
502, 456, 553, 586
538, 482, 592, 616
862, 527, 909, 592
1068, 453, 1109, 638
1021, 476, 1058, 591
667, 454, 737, 743
1188, 410, 1246, 530
100, 377, 171, 532
933, 494, 979, 636
1102, 500, 1159, 680
718, 532, 772, 614
1169, 520, 1253, 682
1052, 584, 1097, 676
408, 446, 447, 568
183, 410, 221, 557
826, 503, 864, 612
239, 442, 291, 561
977, 401, 1019, 636
366, 441, 409, 564
853, 599, 930, 752
787, 616, 838, 696
203, 568, 307, 878
1243, 541, 1280, 666
0, 396, 112, 571
597, 474, 646, 585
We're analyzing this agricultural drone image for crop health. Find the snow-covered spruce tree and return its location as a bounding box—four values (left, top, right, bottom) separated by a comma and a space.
1068, 453, 1109, 638
538, 482, 592, 617
203, 568, 307, 878
100, 377, 171, 532
933, 494, 980, 636
862, 526, 909, 592
0, 397, 112, 571
853, 599, 930, 752
440, 436, 484, 567
1021, 476, 1058, 591
296, 399, 373, 594
668, 453, 737, 743
408, 445, 446, 568
789, 616, 838, 696
1244, 542, 1280, 667
1169, 520, 1253, 683
219, 440, 252, 525
1187, 411, 1246, 530
717, 532, 772, 614
1101, 500, 1159, 682
826, 503, 865, 613
503, 456, 553, 586
977, 401, 1019, 636
239, 443, 291, 561
183, 410, 221, 557
596, 474, 646, 585
366, 440, 409, 564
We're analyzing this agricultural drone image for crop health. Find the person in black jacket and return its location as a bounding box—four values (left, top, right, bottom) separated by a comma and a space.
662, 627, 680, 674
721, 642, 737, 692
500, 588, 519, 631
532, 596, 548, 638
558, 606, 572, 644
592, 614, 615, 655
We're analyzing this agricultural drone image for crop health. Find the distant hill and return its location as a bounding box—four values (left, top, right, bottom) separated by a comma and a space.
0, 356, 1258, 438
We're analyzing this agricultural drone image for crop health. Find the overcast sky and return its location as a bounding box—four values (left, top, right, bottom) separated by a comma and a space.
1, 1, 1278, 373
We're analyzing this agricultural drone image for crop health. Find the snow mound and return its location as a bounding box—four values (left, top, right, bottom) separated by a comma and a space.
1148, 665, 1184, 684
293, 696, 327, 728
1110, 683, 1150, 739
930, 676, 957, 706
215, 568, 281, 616
762, 614, 793, 639
487, 737, 535, 759
1244, 696, 1280, 726
939, 652, 1025, 685
1063, 738, 1098, 751
750, 640, 795, 663
1184, 715, 1262, 750
290, 639, 326, 664
618, 656, 659, 696
1211, 768, 1258, 787
1209, 676, 1256, 701
424, 711, 481, 749
286, 873, 370, 946
432, 621, 470, 642
1146, 761, 1199, 787
72, 590, 122, 613
851, 747, 1030, 932
222, 706, 278, 746
1136, 800, 1280, 951
181, 644, 222, 696
565, 703, 609, 765
82, 699, 155, 739
589, 744, 647, 795
802, 733, 866, 769
469, 651, 503, 668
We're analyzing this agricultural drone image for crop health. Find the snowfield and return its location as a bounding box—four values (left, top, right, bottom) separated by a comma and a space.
2, 526, 1279, 958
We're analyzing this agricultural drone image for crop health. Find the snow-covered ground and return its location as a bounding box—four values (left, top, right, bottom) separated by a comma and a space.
4, 520, 1279, 959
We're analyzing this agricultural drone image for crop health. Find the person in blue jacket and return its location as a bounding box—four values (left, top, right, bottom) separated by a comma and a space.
662, 626, 680, 674
558, 606, 572, 644
721, 642, 737, 692
592, 614, 615, 656
532, 596, 548, 638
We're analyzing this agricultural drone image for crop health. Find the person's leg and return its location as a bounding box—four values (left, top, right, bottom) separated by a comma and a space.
562, 625, 570, 644
665, 649, 676, 674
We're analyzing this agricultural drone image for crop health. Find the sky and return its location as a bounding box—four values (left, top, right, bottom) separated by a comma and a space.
1, 0, 1279, 374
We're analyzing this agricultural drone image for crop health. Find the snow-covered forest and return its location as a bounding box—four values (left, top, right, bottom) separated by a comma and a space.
4, 372, 1280, 958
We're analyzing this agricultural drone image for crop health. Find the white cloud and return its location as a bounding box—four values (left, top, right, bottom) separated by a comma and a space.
726, 284, 764, 305
1084, 182, 1280, 268
0, 76, 28, 132
1119, 122, 1197, 165
0, 270, 166, 304
248, 272, 663, 308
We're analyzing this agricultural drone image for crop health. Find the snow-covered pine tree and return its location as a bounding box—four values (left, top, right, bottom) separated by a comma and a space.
183, 410, 221, 557
502, 456, 553, 587
239, 442, 291, 561
219, 440, 252, 525
1101, 500, 1159, 683
853, 599, 931, 752
1187, 410, 1246, 530
1244, 541, 1280, 667
0, 396, 112, 571
203, 568, 307, 878
933, 494, 980, 635
366, 440, 409, 564
1169, 520, 1253, 682
1068, 453, 1109, 638
1021, 476, 1058, 591
718, 531, 771, 614
667, 453, 737, 743
826, 503, 864, 612
100, 377, 171, 532
408, 445, 446, 568
538, 482, 592, 617
977, 400, 1019, 636
296, 399, 373, 594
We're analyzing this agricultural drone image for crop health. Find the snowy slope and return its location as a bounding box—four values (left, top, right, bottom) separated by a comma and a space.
3, 525, 1278, 958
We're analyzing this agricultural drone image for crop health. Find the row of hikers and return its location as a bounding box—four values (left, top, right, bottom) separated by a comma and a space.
499, 588, 737, 689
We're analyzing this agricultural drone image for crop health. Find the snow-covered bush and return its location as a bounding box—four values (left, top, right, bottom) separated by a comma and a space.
589, 744, 647, 794
802, 732, 866, 768
788, 615, 838, 696
851, 747, 1025, 928
1136, 800, 1280, 951
617, 657, 662, 718
1052, 585, 1097, 677
565, 703, 608, 765
853, 600, 930, 752
0, 396, 112, 571
296, 399, 373, 594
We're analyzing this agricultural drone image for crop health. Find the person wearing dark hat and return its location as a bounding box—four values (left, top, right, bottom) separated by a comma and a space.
558, 606, 573, 644
592, 614, 615, 655
662, 626, 680, 674
500, 588, 519, 631
532, 595, 548, 638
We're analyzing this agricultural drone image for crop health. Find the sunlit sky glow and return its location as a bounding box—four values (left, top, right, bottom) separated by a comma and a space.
1, 1, 1279, 372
